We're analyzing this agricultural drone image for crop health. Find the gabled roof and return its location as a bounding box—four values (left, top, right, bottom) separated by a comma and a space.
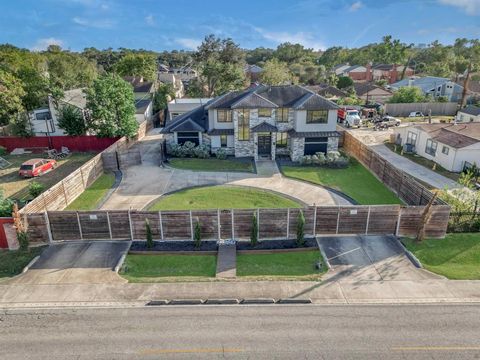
414, 123, 480, 149
244, 64, 263, 73
344, 65, 365, 73
231, 92, 278, 109
251, 122, 278, 133
331, 63, 350, 71
170, 118, 205, 132
458, 105, 480, 116
353, 83, 393, 96
307, 84, 348, 98
162, 101, 212, 133
123, 76, 154, 93
391, 76, 455, 92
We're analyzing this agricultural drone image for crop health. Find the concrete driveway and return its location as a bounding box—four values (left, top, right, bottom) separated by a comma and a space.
317, 235, 441, 281
7, 241, 130, 285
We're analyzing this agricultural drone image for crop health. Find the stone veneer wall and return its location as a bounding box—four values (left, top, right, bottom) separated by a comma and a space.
328, 137, 339, 152
290, 137, 305, 162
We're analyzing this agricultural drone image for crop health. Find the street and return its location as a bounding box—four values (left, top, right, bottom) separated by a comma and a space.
1, 304, 480, 359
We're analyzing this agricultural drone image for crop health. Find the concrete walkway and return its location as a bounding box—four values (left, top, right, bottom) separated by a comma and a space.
100, 131, 350, 210
216, 243, 236, 278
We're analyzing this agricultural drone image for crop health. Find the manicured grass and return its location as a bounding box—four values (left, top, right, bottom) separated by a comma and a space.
404, 233, 480, 280
149, 185, 302, 210
120, 254, 217, 282
65, 173, 115, 210
281, 159, 402, 205
384, 142, 459, 182
0, 247, 45, 278
168, 158, 253, 172
236, 250, 325, 279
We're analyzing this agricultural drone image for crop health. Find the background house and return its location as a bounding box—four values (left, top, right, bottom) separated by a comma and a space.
306, 84, 347, 101
393, 123, 480, 172
167, 98, 212, 120
390, 76, 464, 102
456, 105, 480, 123
353, 83, 393, 103
123, 76, 155, 124
244, 64, 263, 82
331, 63, 413, 83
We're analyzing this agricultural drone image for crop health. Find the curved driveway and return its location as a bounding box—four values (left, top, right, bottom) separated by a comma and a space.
100, 132, 350, 210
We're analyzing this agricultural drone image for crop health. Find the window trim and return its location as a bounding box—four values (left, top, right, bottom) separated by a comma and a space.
306, 110, 328, 124
217, 109, 232, 123
425, 139, 438, 156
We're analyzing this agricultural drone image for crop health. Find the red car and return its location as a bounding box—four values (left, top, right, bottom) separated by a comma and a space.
18, 159, 57, 178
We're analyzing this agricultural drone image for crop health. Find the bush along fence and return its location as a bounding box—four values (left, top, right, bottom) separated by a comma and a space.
447, 212, 480, 233
342, 130, 445, 206
24, 205, 450, 244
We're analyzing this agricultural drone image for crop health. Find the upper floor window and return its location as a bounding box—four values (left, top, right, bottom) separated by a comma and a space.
238, 109, 250, 141
306, 110, 328, 124
217, 109, 232, 123
276, 108, 289, 123
258, 108, 272, 118
425, 139, 437, 156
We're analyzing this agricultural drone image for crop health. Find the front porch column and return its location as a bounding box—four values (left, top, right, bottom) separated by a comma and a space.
253, 133, 258, 161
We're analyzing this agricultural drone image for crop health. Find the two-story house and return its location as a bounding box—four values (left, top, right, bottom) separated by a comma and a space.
162, 85, 340, 161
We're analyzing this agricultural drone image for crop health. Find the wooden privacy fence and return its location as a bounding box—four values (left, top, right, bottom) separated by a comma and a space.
342, 131, 444, 206
24, 205, 450, 244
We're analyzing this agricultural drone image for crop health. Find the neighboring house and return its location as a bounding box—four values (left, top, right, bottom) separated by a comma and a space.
244, 64, 264, 82
331, 63, 352, 76
393, 123, 480, 172
353, 83, 393, 103
306, 84, 347, 101
30, 88, 87, 136
390, 76, 464, 102
158, 73, 185, 98
371, 64, 413, 84
167, 98, 213, 120
123, 76, 155, 124
456, 105, 480, 123
162, 85, 340, 161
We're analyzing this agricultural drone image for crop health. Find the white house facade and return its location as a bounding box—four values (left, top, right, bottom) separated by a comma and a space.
456, 105, 480, 123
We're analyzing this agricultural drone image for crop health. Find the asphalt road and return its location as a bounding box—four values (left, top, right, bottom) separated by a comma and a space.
2, 305, 480, 359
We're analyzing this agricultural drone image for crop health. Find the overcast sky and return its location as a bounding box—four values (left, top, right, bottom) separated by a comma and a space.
1, 0, 479, 51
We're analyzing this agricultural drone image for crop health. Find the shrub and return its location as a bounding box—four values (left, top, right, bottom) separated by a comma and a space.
12, 203, 29, 251
193, 144, 210, 159
145, 218, 153, 249
183, 141, 196, 157
169, 142, 211, 159
298, 151, 349, 168
296, 210, 305, 247
216, 148, 227, 160
0, 189, 13, 217
194, 220, 201, 248
0, 146, 6, 155
250, 212, 258, 247
28, 182, 44, 198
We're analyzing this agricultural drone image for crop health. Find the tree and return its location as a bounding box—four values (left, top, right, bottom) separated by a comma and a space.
0, 69, 25, 126
86, 74, 138, 138
115, 53, 157, 81
250, 212, 258, 247
145, 219, 153, 249
296, 210, 305, 247
153, 83, 175, 113
389, 87, 426, 103
194, 220, 202, 249
336, 76, 353, 89
193, 34, 246, 96
10, 112, 33, 137
57, 104, 87, 136
0, 189, 13, 217
246, 47, 275, 64
275, 43, 316, 64
46, 51, 97, 92
459, 39, 480, 107
259, 58, 293, 85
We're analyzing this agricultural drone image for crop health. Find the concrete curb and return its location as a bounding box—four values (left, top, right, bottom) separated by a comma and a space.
146, 300, 169, 306
395, 238, 423, 268
169, 299, 204, 305
114, 242, 132, 273
22, 256, 40, 273
241, 298, 276, 304
277, 298, 312, 304
205, 299, 240, 305
316, 238, 332, 271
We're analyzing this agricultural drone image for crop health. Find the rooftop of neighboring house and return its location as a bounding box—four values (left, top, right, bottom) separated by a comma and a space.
413, 122, 480, 148
134, 99, 152, 114
306, 83, 347, 98
60, 88, 87, 109
244, 64, 263, 73
123, 76, 154, 93
391, 76, 461, 92
158, 64, 170, 73
331, 63, 350, 71
458, 105, 480, 116
162, 100, 212, 133
343, 64, 365, 72
353, 83, 393, 96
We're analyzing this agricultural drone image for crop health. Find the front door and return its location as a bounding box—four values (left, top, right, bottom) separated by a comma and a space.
257, 133, 271, 155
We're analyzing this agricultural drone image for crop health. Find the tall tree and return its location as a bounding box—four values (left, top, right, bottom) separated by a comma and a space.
459, 39, 480, 107
275, 43, 316, 64
193, 34, 246, 96
115, 53, 157, 81
260, 58, 294, 85
57, 104, 87, 136
85, 74, 138, 138
0, 69, 25, 126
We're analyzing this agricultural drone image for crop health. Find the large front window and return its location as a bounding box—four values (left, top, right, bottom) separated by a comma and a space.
276, 132, 288, 148
276, 108, 289, 123
425, 139, 437, 156
238, 109, 250, 141
306, 110, 328, 124
217, 109, 232, 123
258, 108, 272, 118
406, 131, 417, 145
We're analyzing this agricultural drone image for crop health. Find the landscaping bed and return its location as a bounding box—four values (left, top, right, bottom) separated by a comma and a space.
65, 172, 116, 210
148, 185, 302, 210
0, 247, 46, 278
130, 240, 218, 253
404, 233, 480, 280
236, 238, 317, 251
168, 157, 254, 173
280, 158, 402, 205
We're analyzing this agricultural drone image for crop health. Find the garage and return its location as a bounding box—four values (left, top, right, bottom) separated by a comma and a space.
304, 137, 328, 155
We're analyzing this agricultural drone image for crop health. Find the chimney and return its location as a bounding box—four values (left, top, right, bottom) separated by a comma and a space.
366, 62, 372, 82
390, 64, 398, 84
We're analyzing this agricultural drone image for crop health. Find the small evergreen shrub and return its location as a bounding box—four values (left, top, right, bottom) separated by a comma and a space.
296, 210, 305, 247
250, 212, 258, 247
194, 220, 202, 248
145, 219, 153, 249
215, 148, 227, 160
28, 182, 44, 198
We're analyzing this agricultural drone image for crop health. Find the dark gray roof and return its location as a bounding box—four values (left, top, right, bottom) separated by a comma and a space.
251, 122, 278, 133
353, 83, 392, 96
134, 99, 151, 114
459, 105, 480, 116
293, 93, 338, 110
207, 129, 234, 135
170, 119, 205, 132
123, 76, 154, 93
231, 92, 278, 109
307, 84, 347, 98
162, 102, 210, 133
287, 129, 341, 138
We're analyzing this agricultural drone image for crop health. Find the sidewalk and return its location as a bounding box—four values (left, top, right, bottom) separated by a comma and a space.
1, 278, 480, 308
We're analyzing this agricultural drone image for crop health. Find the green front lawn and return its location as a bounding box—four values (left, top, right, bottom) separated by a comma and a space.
120, 254, 217, 282
281, 159, 402, 205
65, 173, 115, 210
0, 247, 45, 278
149, 185, 302, 210
236, 250, 325, 279
404, 233, 480, 280
169, 158, 254, 172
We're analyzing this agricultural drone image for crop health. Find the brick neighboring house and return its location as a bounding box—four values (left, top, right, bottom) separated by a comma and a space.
161, 85, 341, 161
331, 63, 414, 84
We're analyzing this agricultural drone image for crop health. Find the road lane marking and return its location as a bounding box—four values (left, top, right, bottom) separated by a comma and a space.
139, 348, 244, 355
392, 346, 480, 351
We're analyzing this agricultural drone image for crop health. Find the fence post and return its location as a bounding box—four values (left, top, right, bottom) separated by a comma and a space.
365, 206, 371, 235
106, 211, 112, 239
286, 208, 290, 239
231, 209, 235, 240
128, 209, 134, 240
190, 210, 193, 241
61, 181, 68, 206
395, 208, 402, 236
44, 211, 53, 243
76, 212, 83, 240
217, 209, 221, 240
336, 207, 341, 235
158, 211, 164, 240
313, 205, 317, 238
80, 167, 86, 189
